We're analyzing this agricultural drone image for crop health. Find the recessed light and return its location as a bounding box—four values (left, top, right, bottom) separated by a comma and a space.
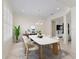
22, 9, 24, 12
57, 8, 60, 10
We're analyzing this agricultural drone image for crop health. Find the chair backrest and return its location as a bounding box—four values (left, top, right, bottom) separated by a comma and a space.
52, 36, 59, 39
22, 36, 31, 44
22, 36, 29, 52
52, 36, 60, 42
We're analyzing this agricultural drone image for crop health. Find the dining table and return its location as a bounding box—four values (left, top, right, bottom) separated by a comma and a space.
29, 35, 60, 59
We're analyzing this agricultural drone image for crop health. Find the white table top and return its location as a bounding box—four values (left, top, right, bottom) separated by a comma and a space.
29, 35, 59, 45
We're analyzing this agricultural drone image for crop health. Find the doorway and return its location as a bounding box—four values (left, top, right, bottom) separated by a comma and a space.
51, 20, 56, 36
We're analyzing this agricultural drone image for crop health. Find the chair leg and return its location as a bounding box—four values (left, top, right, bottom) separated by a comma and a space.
23, 43, 26, 56
25, 49, 29, 59
58, 42, 61, 51
26, 51, 29, 59
24, 47, 29, 59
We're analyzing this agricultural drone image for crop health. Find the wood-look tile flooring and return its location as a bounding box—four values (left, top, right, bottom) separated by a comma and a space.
7, 40, 75, 59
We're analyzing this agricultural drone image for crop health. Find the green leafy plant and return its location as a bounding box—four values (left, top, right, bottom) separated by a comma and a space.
13, 25, 20, 42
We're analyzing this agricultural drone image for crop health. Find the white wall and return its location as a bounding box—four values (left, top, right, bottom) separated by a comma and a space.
43, 18, 52, 36
13, 15, 47, 35
3, 1, 13, 59
55, 17, 64, 36
45, 17, 64, 37
71, 7, 76, 56
55, 17, 63, 25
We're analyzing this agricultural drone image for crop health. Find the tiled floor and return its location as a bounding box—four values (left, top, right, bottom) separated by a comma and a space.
7, 40, 75, 59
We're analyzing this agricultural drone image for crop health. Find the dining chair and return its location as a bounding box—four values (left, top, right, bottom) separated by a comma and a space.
22, 35, 39, 59
55, 36, 61, 51
50, 36, 61, 55
23, 31, 29, 38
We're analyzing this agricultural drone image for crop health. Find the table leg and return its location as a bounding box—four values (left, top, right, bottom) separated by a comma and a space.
39, 45, 45, 59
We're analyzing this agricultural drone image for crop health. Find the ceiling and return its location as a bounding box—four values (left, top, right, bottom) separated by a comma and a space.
7, 0, 75, 17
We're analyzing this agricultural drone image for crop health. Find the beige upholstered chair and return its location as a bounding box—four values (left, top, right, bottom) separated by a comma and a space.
56, 36, 61, 51
22, 36, 39, 59
50, 36, 61, 55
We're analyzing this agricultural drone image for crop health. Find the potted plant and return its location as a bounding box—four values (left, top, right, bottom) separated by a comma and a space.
13, 25, 20, 42
37, 30, 43, 38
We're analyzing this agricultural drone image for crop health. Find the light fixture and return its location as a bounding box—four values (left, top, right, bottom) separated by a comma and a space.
35, 22, 39, 25
22, 9, 24, 12
57, 8, 60, 10
31, 25, 36, 29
